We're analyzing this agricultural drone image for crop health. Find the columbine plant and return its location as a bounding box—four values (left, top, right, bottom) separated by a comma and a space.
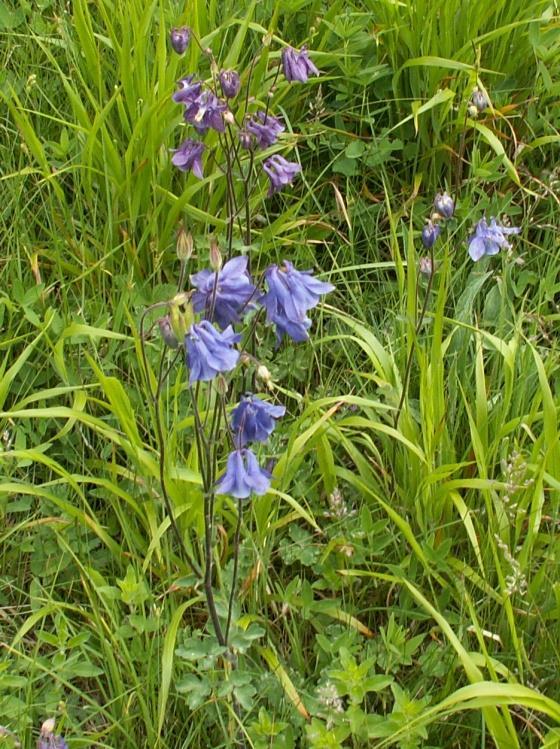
140, 30, 330, 650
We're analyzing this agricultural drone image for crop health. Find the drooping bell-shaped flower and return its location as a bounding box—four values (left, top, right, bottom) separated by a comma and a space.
184, 321, 240, 383
231, 395, 286, 446
281, 46, 320, 83
171, 138, 205, 178
172, 75, 202, 105
246, 111, 285, 149
216, 448, 271, 499
260, 261, 334, 343
263, 155, 301, 196
183, 89, 227, 133
190, 256, 258, 329
467, 217, 520, 262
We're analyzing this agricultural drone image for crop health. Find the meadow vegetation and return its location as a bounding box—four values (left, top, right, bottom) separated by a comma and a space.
1, 0, 560, 747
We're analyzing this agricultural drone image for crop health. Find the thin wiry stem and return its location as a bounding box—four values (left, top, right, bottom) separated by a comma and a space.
139, 308, 202, 578
225, 498, 243, 642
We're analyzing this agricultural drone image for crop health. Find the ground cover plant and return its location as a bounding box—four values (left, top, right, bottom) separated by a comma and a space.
1, 0, 560, 747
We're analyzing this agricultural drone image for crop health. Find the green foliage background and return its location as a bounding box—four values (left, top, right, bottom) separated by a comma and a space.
1, 0, 560, 747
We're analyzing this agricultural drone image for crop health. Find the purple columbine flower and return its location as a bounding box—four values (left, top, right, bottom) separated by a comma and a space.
231, 395, 286, 446
169, 27, 191, 55
38, 737, 68, 749
184, 89, 227, 133
190, 256, 258, 329
185, 321, 240, 383
246, 111, 285, 149
172, 75, 202, 105
219, 69, 241, 99
421, 220, 440, 249
260, 261, 334, 343
434, 191, 455, 219
281, 46, 319, 83
171, 138, 205, 178
216, 448, 271, 499
263, 155, 301, 196
467, 217, 521, 262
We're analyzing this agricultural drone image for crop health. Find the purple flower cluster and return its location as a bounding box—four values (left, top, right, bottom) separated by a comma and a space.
420, 191, 455, 250
216, 396, 286, 498
169, 32, 319, 196
190, 256, 258, 329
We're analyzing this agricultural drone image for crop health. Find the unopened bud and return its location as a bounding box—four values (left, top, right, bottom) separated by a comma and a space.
471, 88, 489, 112
41, 719, 56, 736
256, 364, 271, 382
169, 27, 190, 55
468, 104, 478, 118
215, 374, 228, 395
239, 130, 253, 150
209, 239, 222, 271
419, 256, 434, 276
169, 293, 194, 340
176, 224, 193, 261
158, 316, 180, 349
421, 220, 440, 249
223, 110, 235, 125
433, 191, 454, 219
219, 69, 241, 99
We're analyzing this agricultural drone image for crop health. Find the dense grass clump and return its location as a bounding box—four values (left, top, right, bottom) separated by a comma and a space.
1, 1, 560, 748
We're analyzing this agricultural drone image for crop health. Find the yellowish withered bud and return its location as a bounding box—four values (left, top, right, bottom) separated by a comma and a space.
41, 718, 56, 736
209, 238, 222, 271
176, 223, 193, 262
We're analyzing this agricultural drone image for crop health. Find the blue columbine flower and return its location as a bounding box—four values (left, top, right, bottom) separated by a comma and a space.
38, 737, 68, 749
172, 75, 202, 105
190, 256, 258, 329
434, 191, 455, 219
467, 217, 521, 262
260, 261, 334, 343
421, 220, 440, 249
219, 69, 241, 99
262, 155, 301, 196
184, 89, 227, 133
246, 112, 285, 149
231, 395, 286, 446
185, 321, 240, 383
216, 448, 271, 498
281, 46, 320, 83
171, 138, 205, 178
169, 27, 191, 55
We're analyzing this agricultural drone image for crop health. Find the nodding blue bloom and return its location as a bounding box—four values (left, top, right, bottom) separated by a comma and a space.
281, 46, 320, 83
219, 69, 241, 99
169, 27, 191, 55
434, 191, 455, 219
261, 261, 334, 343
190, 256, 258, 329
467, 217, 521, 262
184, 89, 227, 133
171, 138, 205, 178
185, 321, 240, 383
216, 448, 271, 499
421, 220, 441, 249
262, 155, 301, 196
246, 111, 285, 149
172, 75, 202, 105
231, 395, 286, 447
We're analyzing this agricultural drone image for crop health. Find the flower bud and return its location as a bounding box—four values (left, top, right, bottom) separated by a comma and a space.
256, 364, 271, 383
433, 191, 454, 219
219, 69, 241, 99
41, 719, 56, 736
209, 239, 222, 271
419, 256, 434, 276
169, 293, 194, 340
239, 130, 253, 150
471, 88, 489, 112
468, 104, 478, 119
215, 374, 228, 395
158, 316, 180, 349
421, 220, 440, 249
223, 110, 235, 125
169, 27, 190, 55
176, 223, 193, 262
